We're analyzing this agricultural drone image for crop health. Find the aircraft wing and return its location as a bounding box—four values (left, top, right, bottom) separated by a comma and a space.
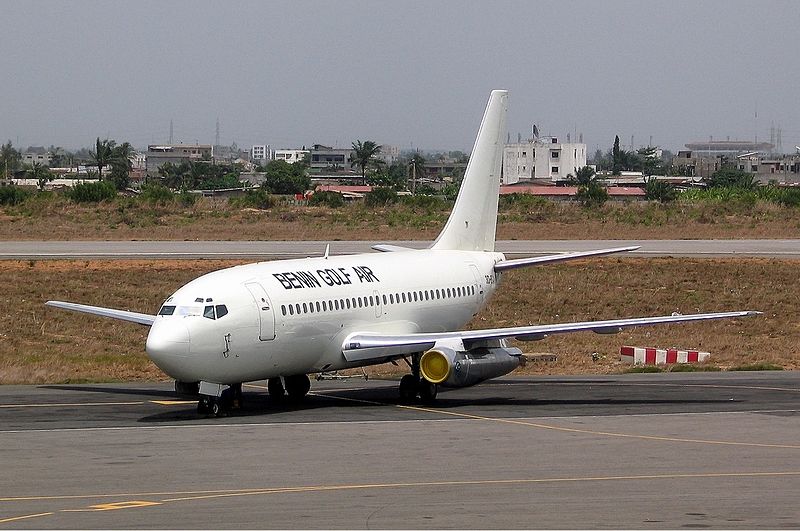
342, 310, 759, 362
45, 301, 156, 326
494, 246, 639, 272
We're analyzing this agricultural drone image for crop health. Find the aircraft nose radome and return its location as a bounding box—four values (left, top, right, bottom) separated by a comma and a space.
146, 321, 191, 363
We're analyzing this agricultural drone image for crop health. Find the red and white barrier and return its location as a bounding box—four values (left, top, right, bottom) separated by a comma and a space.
620, 346, 709, 365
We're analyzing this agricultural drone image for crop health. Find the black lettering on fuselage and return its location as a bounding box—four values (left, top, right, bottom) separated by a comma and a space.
353, 265, 379, 283
337, 267, 352, 284
272, 273, 293, 289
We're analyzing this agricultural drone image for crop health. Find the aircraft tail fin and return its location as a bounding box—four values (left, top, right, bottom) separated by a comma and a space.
431, 90, 508, 252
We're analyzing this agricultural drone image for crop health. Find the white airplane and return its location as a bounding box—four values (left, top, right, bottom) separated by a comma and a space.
47, 90, 757, 416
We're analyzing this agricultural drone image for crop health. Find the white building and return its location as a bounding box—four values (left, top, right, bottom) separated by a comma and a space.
502, 136, 587, 184
251, 145, 270, 162
273, 149, 310, 164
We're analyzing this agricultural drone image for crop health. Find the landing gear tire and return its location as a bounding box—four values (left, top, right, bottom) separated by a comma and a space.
197, 395, 212, 415
418, 380, 438, 404
399, 374, 419, 403
284, 374, 311, 401
268, 377, 285, 402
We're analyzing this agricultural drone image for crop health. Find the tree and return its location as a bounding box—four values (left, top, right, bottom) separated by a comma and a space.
27, 162, 53, 191
262, 160, 310, 195
612, 135, 621, 175
350, 140, 383, 183
109, 142, 135, 190
707, 168, 757, 190
1, 141, 21, 179
91, 138, 116, 180
644, 177, 678, 203
573, 166, 597, 186
576, 181, 609, 207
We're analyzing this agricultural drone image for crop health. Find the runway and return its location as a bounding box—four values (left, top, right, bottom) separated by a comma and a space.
3, 239, 800, 259
1, 373, 798, 529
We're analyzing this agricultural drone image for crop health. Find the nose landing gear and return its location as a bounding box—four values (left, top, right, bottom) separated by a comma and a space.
197, 382, 242, 417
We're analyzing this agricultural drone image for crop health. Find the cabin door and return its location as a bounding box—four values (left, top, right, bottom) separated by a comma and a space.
244, 282, 276, 341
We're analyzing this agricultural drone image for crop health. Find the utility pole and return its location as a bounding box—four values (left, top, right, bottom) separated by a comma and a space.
169, 120, 174, 144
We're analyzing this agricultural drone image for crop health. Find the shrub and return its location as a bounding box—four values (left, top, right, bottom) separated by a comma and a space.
401, 194, 447, 210
139, 183, 174, 204
576, 182, 608, 207
365, 187, 398, 207
499, 193, 549, 210
67, 181, 117, 203
644, 178, 678, 203
229, 188, 275, 210
309, 190, 345, 208
0, 185, 32, 205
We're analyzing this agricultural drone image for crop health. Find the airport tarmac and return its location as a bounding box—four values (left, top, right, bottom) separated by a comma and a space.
1, 372, 798, 529
3, 239, 800, 259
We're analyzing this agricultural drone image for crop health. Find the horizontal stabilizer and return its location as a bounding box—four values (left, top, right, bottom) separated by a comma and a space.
342, 310, 759, 363
494, 246, 639, 272
46, 301, 156, 326
371, 244, 419, 253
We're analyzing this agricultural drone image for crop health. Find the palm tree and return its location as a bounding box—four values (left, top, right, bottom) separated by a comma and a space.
91, 138, 116, 180
350, 140, 383, 183
109, 142, 135, 190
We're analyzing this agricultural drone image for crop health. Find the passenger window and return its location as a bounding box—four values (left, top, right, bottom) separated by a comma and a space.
289, 305, 294, 315
302, 303, 308, 313
158, 305, 176, 316
295, 303, 301, 315
203, 306, 215, 320
281, 305, 286, 316
382, 295, 387, 305
316, 302, 321, 312
334, 300, 340, 310
215, 305, 228, 318
402, 293, 406, 303
323, 301, 328, 311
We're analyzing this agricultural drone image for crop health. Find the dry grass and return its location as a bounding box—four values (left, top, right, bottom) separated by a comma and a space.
3, 197, 800, 240
1, 258, 797, 384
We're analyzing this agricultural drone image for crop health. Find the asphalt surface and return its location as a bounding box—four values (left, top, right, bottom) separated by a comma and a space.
1, 373, 798, 529
3, 239, 800, 259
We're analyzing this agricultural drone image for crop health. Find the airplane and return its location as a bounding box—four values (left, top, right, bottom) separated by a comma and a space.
46, 90, 758, 416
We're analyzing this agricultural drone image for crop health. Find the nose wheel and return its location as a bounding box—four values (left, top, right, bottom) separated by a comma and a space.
197, 383, 242, 417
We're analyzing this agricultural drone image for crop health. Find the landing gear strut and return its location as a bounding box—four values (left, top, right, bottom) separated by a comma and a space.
398, 354, 438, 404
267, 375, 311, 403
197, 382, 242, 417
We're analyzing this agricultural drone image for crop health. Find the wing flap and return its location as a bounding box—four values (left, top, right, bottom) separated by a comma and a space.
46, 301, 156, 326
494, 246, 640, 272
342, 311, 759, 362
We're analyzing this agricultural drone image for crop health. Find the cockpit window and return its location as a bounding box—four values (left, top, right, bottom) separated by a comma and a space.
158, 305, 176, 316
202, 304, 229, 320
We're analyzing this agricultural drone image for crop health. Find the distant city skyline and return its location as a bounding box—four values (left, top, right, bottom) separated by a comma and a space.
2, 1, 798, 154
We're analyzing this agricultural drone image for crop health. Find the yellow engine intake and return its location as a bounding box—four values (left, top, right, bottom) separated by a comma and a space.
420, 349, 453, 384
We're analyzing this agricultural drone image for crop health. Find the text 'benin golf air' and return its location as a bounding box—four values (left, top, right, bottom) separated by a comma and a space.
47, 90, 758, 416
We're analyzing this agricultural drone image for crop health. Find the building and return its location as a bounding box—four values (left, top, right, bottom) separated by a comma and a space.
378, 145, 400, 165
273, 149, 310, 164
309, 144, 354, 170
145, 144, 213, 175
22, 147, 52, 166
502, 136, 587, 184
251, 145, 270, 163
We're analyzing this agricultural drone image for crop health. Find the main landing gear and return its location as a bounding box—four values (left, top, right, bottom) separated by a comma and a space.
399, 354, 438, 404
267, 374, 311, 403
197, 382, 242, 417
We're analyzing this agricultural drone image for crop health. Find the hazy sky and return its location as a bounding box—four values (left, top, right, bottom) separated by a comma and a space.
2, 0, 799, 154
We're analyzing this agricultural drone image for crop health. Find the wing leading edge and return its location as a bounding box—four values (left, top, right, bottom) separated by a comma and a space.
342, 310, 759, 362
493, 246, 640, 272
45, 301, 156, 326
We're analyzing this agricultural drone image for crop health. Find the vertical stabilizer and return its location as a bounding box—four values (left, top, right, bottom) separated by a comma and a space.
432, 90, 508, 252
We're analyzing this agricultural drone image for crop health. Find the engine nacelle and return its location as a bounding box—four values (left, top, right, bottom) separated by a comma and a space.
419, 345, 524, 388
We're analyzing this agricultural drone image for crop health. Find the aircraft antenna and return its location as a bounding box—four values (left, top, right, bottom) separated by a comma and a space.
324, 244, 330, 259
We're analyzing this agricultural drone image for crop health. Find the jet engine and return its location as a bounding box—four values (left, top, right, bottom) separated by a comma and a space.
419, 345, 524, 388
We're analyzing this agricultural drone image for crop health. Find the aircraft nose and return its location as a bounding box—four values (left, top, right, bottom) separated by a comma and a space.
146, 321, 191, 366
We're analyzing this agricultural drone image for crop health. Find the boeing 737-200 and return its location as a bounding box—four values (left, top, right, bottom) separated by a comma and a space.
47, 90, 757, 415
